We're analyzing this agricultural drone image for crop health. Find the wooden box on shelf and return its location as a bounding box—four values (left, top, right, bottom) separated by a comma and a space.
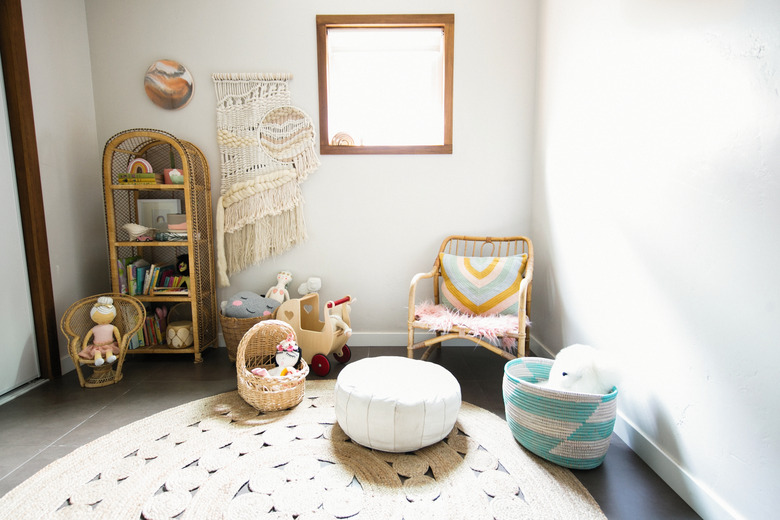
102, 129, 217, 362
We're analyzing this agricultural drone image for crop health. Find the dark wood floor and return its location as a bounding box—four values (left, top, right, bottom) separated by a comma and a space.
0, 345, 699, 519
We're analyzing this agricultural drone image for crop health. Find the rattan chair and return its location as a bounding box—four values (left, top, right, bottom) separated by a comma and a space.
60, 293, 145, 388
408, 235, 533, 361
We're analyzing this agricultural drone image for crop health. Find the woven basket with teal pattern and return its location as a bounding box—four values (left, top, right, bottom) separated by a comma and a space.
503, 357, 618, 470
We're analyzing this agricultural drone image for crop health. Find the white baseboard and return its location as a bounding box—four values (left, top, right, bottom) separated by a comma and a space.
531, 336, 740, 520
0, 378, 49, 406
613, 414, 741, 520
220, 331, 482, 349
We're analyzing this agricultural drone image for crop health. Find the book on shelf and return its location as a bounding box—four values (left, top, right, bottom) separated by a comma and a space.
116, 255, 139, 294
142, 264, 156, 295
117, 259, 128, 295
142, 316, 161, 346
126, 258, 150, 296
136, 266, 149, 295
119, 262, 194, 297
150, 265, 189, 295
151, 288, 190, 296
118, 172, 157, 184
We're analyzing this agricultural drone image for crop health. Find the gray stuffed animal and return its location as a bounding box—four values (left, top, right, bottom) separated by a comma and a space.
222, 291, 280, 318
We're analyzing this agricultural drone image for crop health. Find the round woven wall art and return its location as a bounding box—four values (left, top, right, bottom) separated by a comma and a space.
258, 106, 317, 164
144, 59, 194, 110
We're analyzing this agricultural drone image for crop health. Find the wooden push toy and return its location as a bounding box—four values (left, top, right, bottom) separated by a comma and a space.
276, 293, 354, 376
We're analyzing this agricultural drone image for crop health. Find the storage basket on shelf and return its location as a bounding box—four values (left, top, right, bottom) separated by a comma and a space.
166, 302, 194, 349
502, 357, 618, 470
236, 320, 309, 412
220, 310, 276, 362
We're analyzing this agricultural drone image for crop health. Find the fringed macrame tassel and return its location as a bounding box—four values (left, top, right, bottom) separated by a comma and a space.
215, 196, 231, 287
291, 146, 321, 181
221, 173, 302, 233
224, 206, 307, 276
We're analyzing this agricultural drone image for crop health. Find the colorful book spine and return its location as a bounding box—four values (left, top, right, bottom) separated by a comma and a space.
136, 266, 148, 295
116, 259, 128, 294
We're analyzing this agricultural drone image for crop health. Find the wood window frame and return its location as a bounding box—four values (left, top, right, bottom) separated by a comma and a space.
316, 14, 454, 155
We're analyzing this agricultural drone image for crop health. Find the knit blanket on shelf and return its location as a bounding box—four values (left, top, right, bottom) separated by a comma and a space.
212, 73, 319, 287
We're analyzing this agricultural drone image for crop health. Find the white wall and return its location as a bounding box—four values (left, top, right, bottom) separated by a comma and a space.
533, 1, 779, 519
21, 0, 104, 362
19, 0, 778, 517
81, 0, 538, 343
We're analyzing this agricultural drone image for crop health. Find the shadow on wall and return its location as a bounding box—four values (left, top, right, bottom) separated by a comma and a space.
617, 392, 691, 508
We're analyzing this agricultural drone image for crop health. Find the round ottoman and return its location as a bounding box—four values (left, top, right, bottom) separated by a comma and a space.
334, 356, 461, 452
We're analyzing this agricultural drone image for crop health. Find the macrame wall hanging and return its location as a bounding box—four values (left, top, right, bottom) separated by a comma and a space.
212, 73, 319, 287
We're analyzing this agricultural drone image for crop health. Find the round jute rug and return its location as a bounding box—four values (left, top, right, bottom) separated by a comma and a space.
0, 380, 606, 520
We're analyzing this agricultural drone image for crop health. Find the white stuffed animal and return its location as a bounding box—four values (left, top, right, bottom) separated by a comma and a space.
329, 314, 352, 337
545, 344, 618, 395
327, 297, 354, 337
297, 276, 322, 296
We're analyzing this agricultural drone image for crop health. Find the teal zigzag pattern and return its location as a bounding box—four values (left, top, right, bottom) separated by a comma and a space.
503, 358, 618, 470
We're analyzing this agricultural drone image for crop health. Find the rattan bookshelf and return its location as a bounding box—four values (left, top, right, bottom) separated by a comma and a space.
102, 129, 217, 362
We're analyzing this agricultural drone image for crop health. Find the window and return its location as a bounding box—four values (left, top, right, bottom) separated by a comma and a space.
316, 14, 454, 155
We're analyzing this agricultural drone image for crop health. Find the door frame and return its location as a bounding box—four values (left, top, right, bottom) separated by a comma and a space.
0, 0, 60, 380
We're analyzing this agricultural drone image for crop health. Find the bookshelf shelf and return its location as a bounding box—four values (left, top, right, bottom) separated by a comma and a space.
110, 184, 186, 191
102, 129, 217, 362
112, 241, 191, 247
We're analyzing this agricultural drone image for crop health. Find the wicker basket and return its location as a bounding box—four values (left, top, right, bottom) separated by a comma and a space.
220, 310, 275, 362
236, 320, 309, 412
502, 357, 618, 470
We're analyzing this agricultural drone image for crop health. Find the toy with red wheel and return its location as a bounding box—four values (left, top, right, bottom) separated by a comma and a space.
277, 293, 355, 377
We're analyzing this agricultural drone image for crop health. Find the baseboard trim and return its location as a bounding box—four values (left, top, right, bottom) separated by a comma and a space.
530, 336, 740, 519
224, 331, 488, 349
0, 378, 48, 406
613, 414, 742, 520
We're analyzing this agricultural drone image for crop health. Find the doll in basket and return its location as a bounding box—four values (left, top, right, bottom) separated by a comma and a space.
77, 296, 121, 366
251, 333, 301, 377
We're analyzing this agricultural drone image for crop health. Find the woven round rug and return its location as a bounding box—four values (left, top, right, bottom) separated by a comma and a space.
0, 380, 606, 520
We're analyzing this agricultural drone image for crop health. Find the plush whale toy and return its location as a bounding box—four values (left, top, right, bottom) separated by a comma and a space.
545, 344, 619, 395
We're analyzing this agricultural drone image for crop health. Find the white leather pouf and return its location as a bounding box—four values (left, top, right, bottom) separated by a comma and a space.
334, 356, 461, 452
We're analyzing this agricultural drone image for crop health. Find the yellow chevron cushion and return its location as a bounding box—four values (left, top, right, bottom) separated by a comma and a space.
439, 253, 528, 316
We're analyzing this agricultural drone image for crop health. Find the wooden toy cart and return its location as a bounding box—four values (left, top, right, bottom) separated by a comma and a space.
277, 293, 353, 376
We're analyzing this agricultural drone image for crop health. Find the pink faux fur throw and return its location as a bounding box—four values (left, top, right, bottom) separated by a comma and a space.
414, 302, 529, 353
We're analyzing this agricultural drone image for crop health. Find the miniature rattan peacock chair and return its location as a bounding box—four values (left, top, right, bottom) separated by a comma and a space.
408, 235, 533, 361
60, 293, 145, 388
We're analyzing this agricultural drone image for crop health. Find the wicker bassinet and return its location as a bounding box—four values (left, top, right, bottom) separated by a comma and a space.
502, 357, 618, 470
236, 320, 308, 412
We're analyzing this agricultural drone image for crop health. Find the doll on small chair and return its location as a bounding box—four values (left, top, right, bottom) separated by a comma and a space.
77, 296, 121, 366
251, 333, 301, 377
